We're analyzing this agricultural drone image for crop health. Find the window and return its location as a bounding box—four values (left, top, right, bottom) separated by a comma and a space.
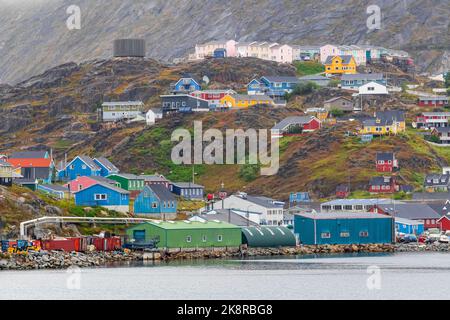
340, 232, 350, 238
70, 165, 75, 170
94, 194, 107, 201
202, 235, 207, 242
78, 185, 83, 191
152, 202, 158, 208
82, 165, 86, 170
321, 232, 331, 239
359, 231, 369, 237
186, 236, 192, 243
217, 235, 223, 242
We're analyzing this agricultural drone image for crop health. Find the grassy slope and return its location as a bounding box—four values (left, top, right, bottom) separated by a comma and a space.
294, 61, 325, 76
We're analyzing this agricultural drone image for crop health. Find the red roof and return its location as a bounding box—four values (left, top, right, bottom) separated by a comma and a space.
7, 158, 52, 168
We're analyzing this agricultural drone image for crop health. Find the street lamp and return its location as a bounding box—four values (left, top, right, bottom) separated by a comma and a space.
246, 204, 257, 227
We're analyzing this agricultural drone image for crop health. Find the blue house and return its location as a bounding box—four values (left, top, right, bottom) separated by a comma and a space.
341, 73, 386, 90
294, 212, 394, 245
170, 182, 204, 200
395, 217, 424, 235
171, 76, 201, 94
57, 156, 102, 181
134, 185, 177, 219
74, 182, 130, 213
289, 192, 311, 204
93, 157, 119, 177
247, 76, 300, 98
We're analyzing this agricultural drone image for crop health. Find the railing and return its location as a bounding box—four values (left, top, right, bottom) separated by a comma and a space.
20, 216, 161, 239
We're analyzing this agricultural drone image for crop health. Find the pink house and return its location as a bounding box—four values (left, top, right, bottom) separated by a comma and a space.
65, 176, 120, 193
270, 44, 293, 63
320, 44, 340, 64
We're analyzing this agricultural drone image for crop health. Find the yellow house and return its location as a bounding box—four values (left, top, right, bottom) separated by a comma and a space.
0, 159, 13, 186
360, 110, 406, 135
324, 55, 357, 75
220, 94, 274, 108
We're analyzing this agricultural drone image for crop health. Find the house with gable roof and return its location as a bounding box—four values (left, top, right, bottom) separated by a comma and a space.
133, 185, 177, 218
57, 155, 102, 181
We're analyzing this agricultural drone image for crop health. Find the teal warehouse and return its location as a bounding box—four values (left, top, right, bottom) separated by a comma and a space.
294, 212, 394, 245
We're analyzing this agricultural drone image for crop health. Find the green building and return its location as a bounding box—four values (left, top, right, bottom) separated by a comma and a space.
126, 220, 242, 249
107, 174, 144, 195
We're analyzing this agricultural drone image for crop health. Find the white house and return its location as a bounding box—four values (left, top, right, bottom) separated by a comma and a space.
358, 82, 389, 95
211, 193, 285, 226
101, 101, 144, 122
146, 108, 163, 125
194, 40, 237, 60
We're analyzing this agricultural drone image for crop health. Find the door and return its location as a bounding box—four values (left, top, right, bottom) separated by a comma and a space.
133, 230, 146, 243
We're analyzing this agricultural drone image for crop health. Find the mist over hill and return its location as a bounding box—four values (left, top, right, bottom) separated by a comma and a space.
0, 0, 448, 84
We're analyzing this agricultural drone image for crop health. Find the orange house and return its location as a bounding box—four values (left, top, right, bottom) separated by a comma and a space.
324, 55, 357, 75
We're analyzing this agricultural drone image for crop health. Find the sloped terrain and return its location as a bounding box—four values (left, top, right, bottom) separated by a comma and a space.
0, 0, 449, 84
0, 57, 447, 207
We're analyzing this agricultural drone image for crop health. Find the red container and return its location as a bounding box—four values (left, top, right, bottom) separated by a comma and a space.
41, 238, 80, 252
91, 237, 121, 251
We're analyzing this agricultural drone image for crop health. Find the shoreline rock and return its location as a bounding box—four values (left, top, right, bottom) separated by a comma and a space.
2, 243, 449, 271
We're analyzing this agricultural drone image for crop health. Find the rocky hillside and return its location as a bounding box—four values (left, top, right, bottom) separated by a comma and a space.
0, 57, 448, 202
0, 0, 449, 84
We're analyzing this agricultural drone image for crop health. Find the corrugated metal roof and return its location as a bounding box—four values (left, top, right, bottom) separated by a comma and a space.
10, 151, 48, 159
142, 220, 240, 230
272, 116, 317, 130
296, 212, 392, 220
171, 182, 204, 188
147, 185, 176, 202
242, 226, 296, 247
341, 73, 384, 81
376, 152, 394, 161
322, 199, 394, 206
262, 76, 300, 83
325, 55, 354, 65
102, 101, 144, 106
376, 204, 440, 220
94, 157, 119, 172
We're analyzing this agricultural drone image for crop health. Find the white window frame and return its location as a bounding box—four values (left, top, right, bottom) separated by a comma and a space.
94, 194, 107, 201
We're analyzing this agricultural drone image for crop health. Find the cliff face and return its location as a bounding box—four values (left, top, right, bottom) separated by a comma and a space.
0, 0, 449, 84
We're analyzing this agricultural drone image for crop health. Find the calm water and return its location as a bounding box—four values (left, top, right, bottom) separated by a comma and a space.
1, 252, 450, 300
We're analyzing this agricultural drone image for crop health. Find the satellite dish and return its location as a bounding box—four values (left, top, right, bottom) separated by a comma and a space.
203, 75, 210, 85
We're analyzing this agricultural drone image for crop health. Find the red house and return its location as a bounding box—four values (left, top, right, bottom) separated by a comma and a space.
376, 152, 398, 173
418, 96, 449, 107
190, 89, 236, 108
438, 215, 450, 231
335, 185, 350, 198
370, 203, 441, 229
271, 116, 321, 138
368, 176, 399, 193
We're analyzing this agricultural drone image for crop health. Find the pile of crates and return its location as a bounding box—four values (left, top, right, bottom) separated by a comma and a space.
1, 240, 41, 253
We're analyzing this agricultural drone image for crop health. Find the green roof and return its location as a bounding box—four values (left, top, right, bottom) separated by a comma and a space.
142, 220, 240, 230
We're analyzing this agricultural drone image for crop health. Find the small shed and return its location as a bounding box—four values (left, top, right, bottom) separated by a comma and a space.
395, 217, 424, 235
241, 226, 297, 247
38, 184, 70, 200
